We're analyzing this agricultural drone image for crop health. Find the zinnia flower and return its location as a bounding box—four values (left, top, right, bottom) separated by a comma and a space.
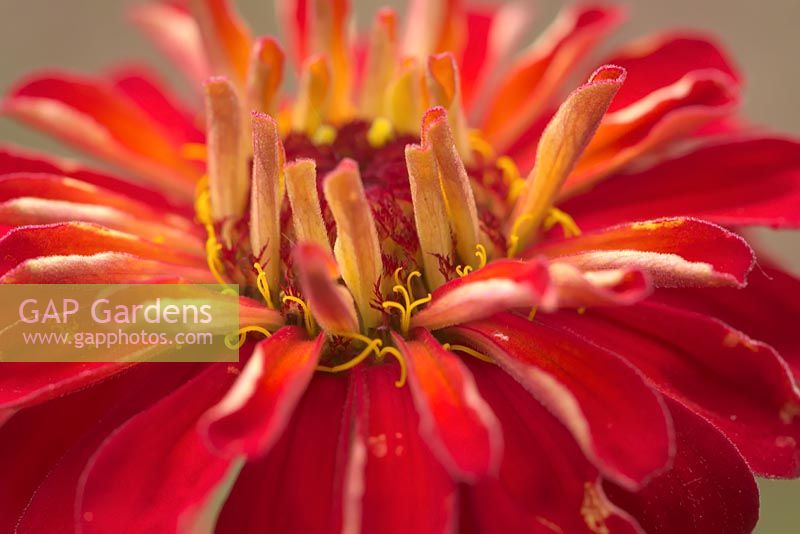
1, 0, 799, 532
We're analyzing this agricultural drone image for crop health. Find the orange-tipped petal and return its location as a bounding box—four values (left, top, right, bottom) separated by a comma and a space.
386, 58, 427, 135
250, 112, 283, 293
292, 55, 331, 135
284, 159, 330, 252
394, 328, 502, 480
360, 8, 398, 118
481, 5, 624, 151
402, 0, 466, 59
3, 73, 199, 197
189, 0, 253, 87
246, 38, 285, 116
129, 3, 209, 87
405, 143, 452, 289
411, 259, 549, 330
322, 159, 383, 327
507, 66, 625, 252
204, 77, 248, 223
426, 53, 471, 163
294, 242, 360, 334
422, 107, 481, 266
308, 0, 353, 122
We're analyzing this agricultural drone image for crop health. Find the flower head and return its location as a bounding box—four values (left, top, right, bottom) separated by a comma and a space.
1, 0, 799, 532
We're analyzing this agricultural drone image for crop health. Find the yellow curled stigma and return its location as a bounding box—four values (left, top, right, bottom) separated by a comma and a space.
181, 142, 208, 162
378, 346, 407, 388
224, 325, 272, 350
194, 175, 213, 226
506, 213, 535, 258
282, 294, 316, 336
205, 224, 231, 287
317, 333, 383, 374
442, 342, 493, 363
382, 268, 432, 335
456, 243, 488, 277
253, 262, 275, 309
543, 207, 582, 238
496, 156, 526, 205
469, 129, 495, 160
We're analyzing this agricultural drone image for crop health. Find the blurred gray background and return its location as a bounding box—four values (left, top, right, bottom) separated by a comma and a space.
0, 1, 798, 531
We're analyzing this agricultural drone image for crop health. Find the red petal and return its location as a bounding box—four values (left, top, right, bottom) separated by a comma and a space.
0, 145, 193, 218
481, 5, 624, 151
0, 362, 129, 414
129, 2, 210, 86
1, 252, 214, 284
655, 263, 800, 380
533, 217, 755, 287
3, 73, 199, 196
394, 329, 502, 480
551, 302, 800, 477
77, 364, 241, 533
216, 374, 350, 533
450, 313, 673, 488
293, 243, 360, 334
110, 66, 204, 146
546, 263, 651, 309
200, 327, 324, 458
3, 364, 201, 531
565, 72, 738, 194
411, 259, 550, 330
461, 363, 642, 534
561, 138, 800, 230
604, 399, 759, 534
603, 34, 740, 111
0, 222, 205, 277
349, 364, 458, 534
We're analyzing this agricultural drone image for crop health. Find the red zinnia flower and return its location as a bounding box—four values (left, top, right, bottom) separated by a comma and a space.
1, 1, 799, 532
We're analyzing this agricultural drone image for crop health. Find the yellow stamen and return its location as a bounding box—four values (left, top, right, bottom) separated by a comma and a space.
181, 143, 208, 162
378, 346, 408, 387
224, 325, 272, 350
442, 343, 494, 363
311, 124, 337, 145
323, 160, 384, 327
282, 295, 317, 335
246, 37, 284, 116
386, 58, 427, 135
284, 159, 331, 253
293, 55, 331, 136
367, 117, 394, 148
543, 207, 582, 238
253, 262, 275, 309
250, 113, 283, 293
422, 108, 481, 266
527, 305, 538, 321
405, 143, 452, 289
204, 78, 249, 225
360, 9, 398, 118
194, 176, 213, 226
